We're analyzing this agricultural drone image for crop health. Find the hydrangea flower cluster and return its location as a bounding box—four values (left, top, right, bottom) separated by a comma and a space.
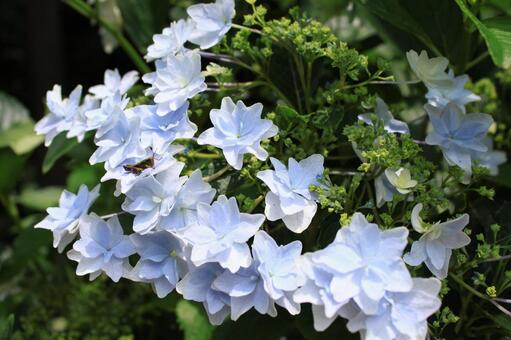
33, 1, 507, 338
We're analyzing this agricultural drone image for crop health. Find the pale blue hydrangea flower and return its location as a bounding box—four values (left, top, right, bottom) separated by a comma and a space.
198, 97, 278, 170
159, 169, 216, 233
212, 263, 278, 321
89, 113, 147, 168
374, 172, 396, 208
101, 146, 184, 196
67, 214, 136, 282
143, 50, 207, 115
328, 213, 412, 315
425, 103, 493, 176
374, 168, 415, 208
65, 95, 100, 142
128, 103, 197, 155
131, 231, 189, 298
344, 278, 441, 340
426, 71, 480, 112
35, 84, 83, 146
182, 195, 264, 273
252, 231, 305, 315
358, 98, 410, 134
88, 69, 139, 99
35, 184, 100, 253
176, 263, 231, 325
406, 50, 453, 89
187, 0, 235, 49
257, 154, 323, 233
85, 91, 129, 132
471, 136, 507, 176
121, 162, 187, 234
404, 203, 470, 278
145, 19, 193, 61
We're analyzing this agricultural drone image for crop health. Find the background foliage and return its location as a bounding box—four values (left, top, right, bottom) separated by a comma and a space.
1, 0, 511, 339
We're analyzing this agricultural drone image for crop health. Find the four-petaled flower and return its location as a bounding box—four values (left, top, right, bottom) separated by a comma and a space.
145, 19, 193, 61
35, 184, 100, 252
197, 97, 278, 170
257, 154, 324, 233
131, 231, 189, 297
187, 0, 235, 49
425, 103, 493, 176
252, 231, 305, 315
358, 98, 409, 134
182, 195, 264, 273
143, 50, 207, 115
88, 69, 139, 99
426, 71, 480, 112
406, 50, 453, 89
404, 203, 470, 278
67, 214, 136, 282
384, 167, 417, 194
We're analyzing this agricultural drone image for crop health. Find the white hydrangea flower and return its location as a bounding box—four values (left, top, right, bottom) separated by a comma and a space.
187, 0, 235, 49
131, 231, 189, 298
35, 84, 82, 146
404, 203, 470, 278
35, 184, 100, 252
345, 278, 442, 340
212, 263, 278, 321
330, 213, 411, 315
128, 103, 197, 155
358, 98, 409, 134
176, 263, 231, 325
65, 95, 100, 142
121, 162, 187, 234
67, 214, 136, 282
384, 168, 417, 194
101, 146, 184, 196
145, 19, 193, 61
182, 195, 264, 273
198, 97, 278, 170
426, 71, 480, 112
406, 50, 453, 89
143, 50, 207, 115
89, 112, 147, 168
252, 231, 305, 315
89, 69, 139, 99
257, 154, 323, 233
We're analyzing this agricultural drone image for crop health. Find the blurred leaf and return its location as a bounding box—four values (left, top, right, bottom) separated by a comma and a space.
67, 163, 105, 192
456, 0, 511, 68
0, 314, 14, 340
0, 150, 28, 193
490, 164, 511, 188
488, 313, 511, 332
0, 121, 43, 155
116, 0, 171, 53
175, 300, 214, 340
42, 133, 80, 174
16, 186, 63, 211
0, 91, 30, 131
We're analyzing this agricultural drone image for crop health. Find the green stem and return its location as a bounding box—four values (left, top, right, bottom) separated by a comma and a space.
203, 165, 231, 182
187, 151, 222, 159
63, 0, 150, 74
465, 51, 490, 71
231, 23, 263, 35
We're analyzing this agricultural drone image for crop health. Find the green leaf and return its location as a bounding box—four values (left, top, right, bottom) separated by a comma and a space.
16, 186, 63, 211
0, 150, 28, 194
214, 311, 294, 340
0, 314, 14, 340
175, 300, 214, 340
456, 0, 511, 68
0, 121, 43, 155
0, 91, 30, 131
67, 164, 105, 192
42, 132, 80, 174
116, 0, 171, 53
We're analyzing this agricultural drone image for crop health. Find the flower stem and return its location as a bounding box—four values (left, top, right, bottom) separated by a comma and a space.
62, 0, 151, 74
204, 165, 231, 182
231, 23, 263, 35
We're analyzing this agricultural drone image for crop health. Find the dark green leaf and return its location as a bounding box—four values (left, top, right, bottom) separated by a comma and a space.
0, 314, 14, 340
456, 0, 511, 68
0, 150, 28, 193
0, 91, 30, 131
42, 133, 80, 174
67, 164, 105, 192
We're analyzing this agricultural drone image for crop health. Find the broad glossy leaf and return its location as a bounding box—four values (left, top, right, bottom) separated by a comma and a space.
16, 186, 63, 211
0, 121, 43, 155
42, 132, 80, 174
456, 0, 511, 68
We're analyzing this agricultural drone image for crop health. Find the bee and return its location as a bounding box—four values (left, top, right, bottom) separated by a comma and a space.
123, 156, 155, 175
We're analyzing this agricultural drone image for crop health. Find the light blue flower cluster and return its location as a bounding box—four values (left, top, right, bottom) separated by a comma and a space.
33, 1, 494, 338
